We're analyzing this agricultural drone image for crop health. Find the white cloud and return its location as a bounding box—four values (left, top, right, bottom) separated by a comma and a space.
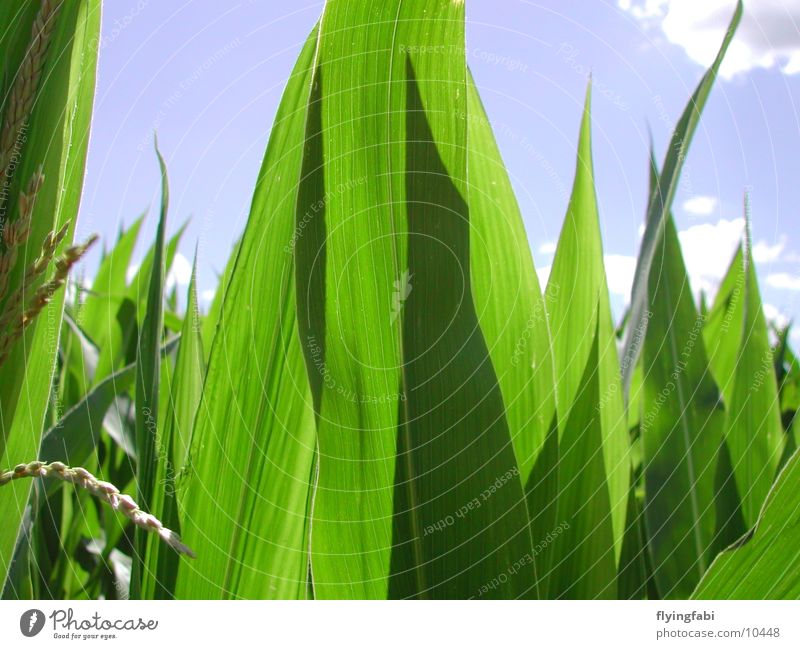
618, 0, 669, 20
785, 52, 800, 74
126, 263, 140, 284
682, 195, 718, 216
678, 217, 744, 297
124, 254, 193, 292
763, 302, 790, 329
752, 236, 786, 263
536, 265, 552, 287
201, 288, 217, 305
767, 272, 800, 290
166, 252, 193, 291
605, 254, 638, 302
539, 241, 557, 255
620, 0, 800, 78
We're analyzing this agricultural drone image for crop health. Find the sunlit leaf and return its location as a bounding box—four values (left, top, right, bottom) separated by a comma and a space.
621, 0, 743, 393
641, 213, 725, 598
0, 0, 101, 589
175, 28, 320, 600
693, 449, 800, 599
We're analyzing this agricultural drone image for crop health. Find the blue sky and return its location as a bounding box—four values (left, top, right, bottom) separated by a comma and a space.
77, 0, 800, 344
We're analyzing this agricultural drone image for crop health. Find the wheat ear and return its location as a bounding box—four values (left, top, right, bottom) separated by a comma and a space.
0, 220, 69, 334
0, 461, 195, 558
0, 168, 44, 299
0, 0, 62, 179
0, 232, 96, 367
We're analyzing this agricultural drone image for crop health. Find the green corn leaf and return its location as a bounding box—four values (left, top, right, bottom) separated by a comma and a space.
58, 311, 100, 405
0, 0, 101, 415
0, 2, 35, 69
168, 262, 203, 474
466, 70, 559, 550
130, 141, 169, 599
79, 213, 146, 346
547, 328, 618, 598
306, 0, 535, 600
546, 86, 604, 430
163, 309, 183, 335
772, 341, 797, 473
693, 449, 800, 599
0, 0, 100, 589
700, 244, 750, 551
703, 246, 746, 405
200, 237, 239, 362
391, 57, 535, 600
175, 27, 320, 600
92, 223, 187, 384
38, 338, 179, 475
0, 504, 34, 599
621, 0, 743, 393
774, 327, 800, 413
641, 213, 725, 598
302, 1, 407, 599
543, 85, 629, 598
699, 292, 709, 319
617, 486, 657, 600
722, 216, 783, 528
710, 436, 747, 557
142, 262, 202, 599
627, 365, 644, 437
773, 328, 799, 468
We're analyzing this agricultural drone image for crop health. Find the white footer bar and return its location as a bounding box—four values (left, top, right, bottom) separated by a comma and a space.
1, 600, 796, 648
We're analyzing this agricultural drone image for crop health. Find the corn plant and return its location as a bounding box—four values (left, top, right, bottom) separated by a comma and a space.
0, 0, 101, 592
2, 0, 800, 600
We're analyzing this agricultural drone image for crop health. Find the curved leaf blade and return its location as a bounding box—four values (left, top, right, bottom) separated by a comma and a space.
543, 86, 629, 598
693, 449, 800, 599
621, 1, 743, 393
175, 28, 320, 600
641, 214, 725, 598
723, 220, 783, 528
